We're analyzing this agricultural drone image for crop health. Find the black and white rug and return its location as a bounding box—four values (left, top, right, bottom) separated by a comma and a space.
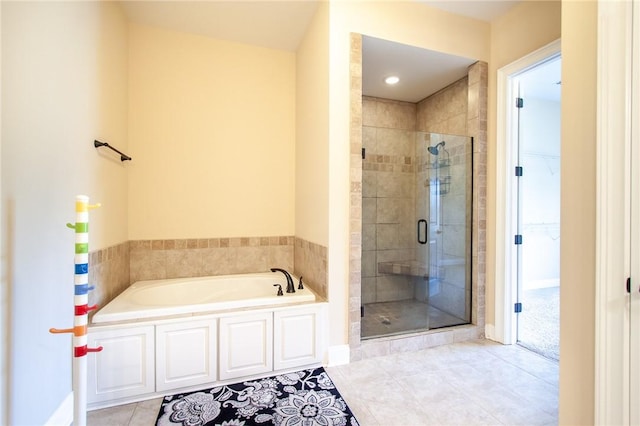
155, 367, 360, 426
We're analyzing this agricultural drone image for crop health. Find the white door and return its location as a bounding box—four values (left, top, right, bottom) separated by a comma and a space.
511, 56, 562, 360
631, 239, 639, 421
630, 1, 640, 421
596, 1, 638, 422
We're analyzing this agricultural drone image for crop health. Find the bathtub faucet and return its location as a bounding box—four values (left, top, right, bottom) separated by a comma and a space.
270, 268, 295, 293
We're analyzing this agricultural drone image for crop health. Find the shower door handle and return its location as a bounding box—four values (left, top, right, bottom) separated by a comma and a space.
417, 219, 428, 244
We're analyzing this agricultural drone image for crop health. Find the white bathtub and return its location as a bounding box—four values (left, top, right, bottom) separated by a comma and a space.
92, 272, 315, 324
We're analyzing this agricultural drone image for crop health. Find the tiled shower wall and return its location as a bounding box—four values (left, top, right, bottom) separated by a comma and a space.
362, 97, 417, 304
88, 235, 328, 317
415, 77, 476, 323
416, 76, 469, 134
361, 94, 473, 322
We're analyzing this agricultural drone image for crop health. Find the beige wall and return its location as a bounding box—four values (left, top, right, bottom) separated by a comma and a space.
128, 24, 296, 240
485, 1, 561, 326
1, 2, 128, 423
560, 1, 597, 423
0, 1, 590, 423
331, 2, 490, 62
295, 2, 330, 246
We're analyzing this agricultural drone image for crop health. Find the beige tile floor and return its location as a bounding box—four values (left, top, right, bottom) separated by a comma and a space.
88, 339, 558, 426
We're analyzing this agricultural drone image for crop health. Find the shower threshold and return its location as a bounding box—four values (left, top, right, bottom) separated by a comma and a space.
360, 299, 469, 339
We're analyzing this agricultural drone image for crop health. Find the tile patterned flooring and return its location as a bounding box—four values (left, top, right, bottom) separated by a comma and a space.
87, 339, 558, 426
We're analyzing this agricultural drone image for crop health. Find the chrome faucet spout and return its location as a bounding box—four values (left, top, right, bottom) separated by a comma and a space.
270, 268, 295, 293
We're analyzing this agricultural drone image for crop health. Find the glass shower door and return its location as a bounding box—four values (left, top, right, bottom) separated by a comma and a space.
360, 129, 472, 339
417, 132, 473, 329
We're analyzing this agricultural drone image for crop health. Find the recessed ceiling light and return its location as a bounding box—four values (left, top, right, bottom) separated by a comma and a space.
384, 76, 400, 85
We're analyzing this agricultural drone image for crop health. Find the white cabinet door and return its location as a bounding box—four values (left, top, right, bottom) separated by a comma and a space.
219, 312, 273, 380
156, 319, 217, 392
274, 306, 323, 371
87, 326, 155, 404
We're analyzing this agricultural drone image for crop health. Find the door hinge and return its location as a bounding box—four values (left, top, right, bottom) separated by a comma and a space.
515, 234, 523, 245
516, 97, 524, 108
361, 305, 364, 317
362, 148, 366, 160
515, 166, 523, 176
514, 302, 523, 313
627, 277, 631, 293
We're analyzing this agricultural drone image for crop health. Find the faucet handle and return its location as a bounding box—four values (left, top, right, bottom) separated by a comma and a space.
273, 284, 283, 296
298, 276, 304, 290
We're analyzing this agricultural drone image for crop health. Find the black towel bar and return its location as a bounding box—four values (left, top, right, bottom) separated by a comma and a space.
94, 140, 131, 162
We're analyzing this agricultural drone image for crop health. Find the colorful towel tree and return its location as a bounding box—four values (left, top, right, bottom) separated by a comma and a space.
50, 195, 103, 426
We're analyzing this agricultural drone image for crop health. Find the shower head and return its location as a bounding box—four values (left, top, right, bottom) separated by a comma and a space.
428, 141, 446, 155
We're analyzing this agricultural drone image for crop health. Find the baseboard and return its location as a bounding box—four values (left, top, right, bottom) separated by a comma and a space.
484, 324, 495, 341
327, 344, 350, 366
46, 392, 73, 426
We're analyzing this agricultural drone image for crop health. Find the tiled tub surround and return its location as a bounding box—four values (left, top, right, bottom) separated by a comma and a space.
349, 33, 488, 360
88, 241, 130, 318
88, 236, 328, 319
294, 237, 328, 300
129, 237, 295, 283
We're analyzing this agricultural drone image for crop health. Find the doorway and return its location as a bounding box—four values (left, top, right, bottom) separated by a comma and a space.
513, 57, 561, 360
494, 39, 561, 359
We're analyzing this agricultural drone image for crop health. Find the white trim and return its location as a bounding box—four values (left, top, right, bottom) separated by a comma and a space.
595, 1, 633, 424
629, 2, 640, 424
495, 39, 561, 344
326, 344, 350, 366
484, 324, 495, 341
0, 3, 5, 424
45, 392, 73, 426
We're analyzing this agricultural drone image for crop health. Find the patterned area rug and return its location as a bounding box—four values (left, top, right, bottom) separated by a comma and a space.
155, 367, 359, 426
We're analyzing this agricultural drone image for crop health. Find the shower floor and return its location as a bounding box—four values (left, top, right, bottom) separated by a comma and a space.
361, 299, 468, 339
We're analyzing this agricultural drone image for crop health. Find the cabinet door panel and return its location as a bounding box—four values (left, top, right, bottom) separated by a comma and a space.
274, 306, 323, 370
87, 326, 155, 404
219, 312, 272, 380
156, 319, 217, 392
